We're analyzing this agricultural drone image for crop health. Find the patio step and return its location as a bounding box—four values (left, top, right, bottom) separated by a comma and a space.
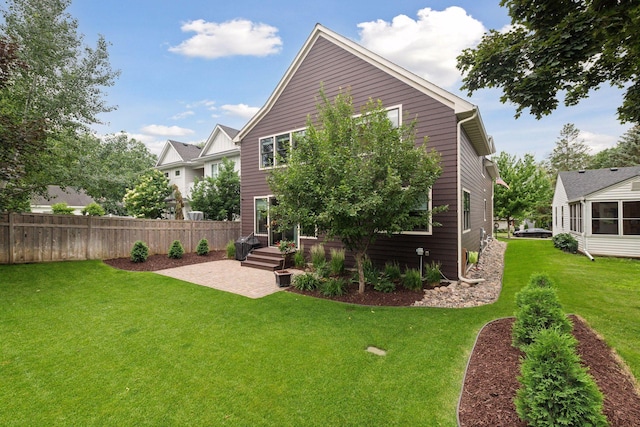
241, 247, 284, 271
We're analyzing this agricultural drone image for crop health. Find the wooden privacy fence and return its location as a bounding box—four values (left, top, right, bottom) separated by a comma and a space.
0, 212, 242, 264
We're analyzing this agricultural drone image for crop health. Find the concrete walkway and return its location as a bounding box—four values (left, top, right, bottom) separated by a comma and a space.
155, 259, 295, 299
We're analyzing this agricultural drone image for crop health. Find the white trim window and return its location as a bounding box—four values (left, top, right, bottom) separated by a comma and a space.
404, 189, 433, 235
463, 189, 471, 232
259, 129, 306, 169
569, 202, 583, 233
254, 197, 269, 235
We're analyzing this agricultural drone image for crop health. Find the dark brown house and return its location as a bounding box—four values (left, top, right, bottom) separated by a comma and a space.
233, 24, 498, 281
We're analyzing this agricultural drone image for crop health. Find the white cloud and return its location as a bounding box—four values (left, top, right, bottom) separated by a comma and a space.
221, 103, 259, 120
357, 6, 486, 88
171, 110, 195, 120
169, 19, 282, 59
579, 130, 617, 153
141, 124, 195, 137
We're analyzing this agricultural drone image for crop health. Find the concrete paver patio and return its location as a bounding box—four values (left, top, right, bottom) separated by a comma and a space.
155, 259, 295, 299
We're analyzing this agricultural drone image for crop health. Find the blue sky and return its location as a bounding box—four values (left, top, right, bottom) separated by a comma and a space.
67, 0, 632, 159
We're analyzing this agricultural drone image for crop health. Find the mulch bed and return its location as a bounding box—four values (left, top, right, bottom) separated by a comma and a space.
458, 315, 640, 426
286, 282, 424, 306
103, 250, 227, 271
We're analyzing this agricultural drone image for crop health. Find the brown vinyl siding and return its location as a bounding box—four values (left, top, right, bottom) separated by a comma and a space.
460, 129, 494, 264
240, 34, 480, 279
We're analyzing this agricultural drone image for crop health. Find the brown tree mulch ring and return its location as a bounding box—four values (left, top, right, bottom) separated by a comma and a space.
103, 251, 227, 272
458, 315, 640, 427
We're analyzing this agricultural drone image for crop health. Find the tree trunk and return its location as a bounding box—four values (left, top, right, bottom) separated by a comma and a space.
354, 251, 365, 294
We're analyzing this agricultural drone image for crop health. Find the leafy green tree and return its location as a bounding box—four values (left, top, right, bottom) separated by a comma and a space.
268, 90, 443, 294
0, 0, 119, 210
190, 158, 240, 221
0, 37, 47, 211
546, 124, 590, 173
587, 125, 640, 169
457, 0, 640, 123
123, 170, 172, 219
494, 152, 553, 236
77, 132, 157, 215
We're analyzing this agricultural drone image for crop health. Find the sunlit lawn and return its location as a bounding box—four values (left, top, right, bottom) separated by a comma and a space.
0, 239, 637, 426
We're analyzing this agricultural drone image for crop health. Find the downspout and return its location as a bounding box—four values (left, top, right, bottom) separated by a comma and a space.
456, 108, 484, 284
580, 197, 595, 261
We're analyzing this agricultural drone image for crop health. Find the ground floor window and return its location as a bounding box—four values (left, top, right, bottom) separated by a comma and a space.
569, 202, 583, 233
463, 190, 471, 231
623, 201, 640, 235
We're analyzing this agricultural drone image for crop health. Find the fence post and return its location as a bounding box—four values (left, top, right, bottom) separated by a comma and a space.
8, 212, 14, 264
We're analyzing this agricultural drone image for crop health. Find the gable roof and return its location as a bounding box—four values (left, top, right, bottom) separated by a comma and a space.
156, 140, 202, 167
233, 24, 494, 156
31, 185, 95, 207
559, 166, 640, 200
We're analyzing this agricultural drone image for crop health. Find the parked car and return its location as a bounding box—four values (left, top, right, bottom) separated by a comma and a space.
513, 228, 552, 238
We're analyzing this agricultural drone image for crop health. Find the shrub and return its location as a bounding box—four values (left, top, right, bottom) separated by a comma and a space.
374, 277, 396, 293
81, 202, 105, 216
293, 245, 306, 268
226, 239, 235, 259
402, 268, 423, 291
512, 286, 573, 350
168, 240, 184, 259
320, 277, 347, 297
425, 261, 442, 285
553, 233, 578, 253
51, 202, 75, 215
527, 273, 554, 289
130, 240, 149, 263
515, 328, 608, 427
292, 273, 320, 291
310, 244, 326, 270
384, 261, 401, 281
329, 248, 345, 276
196, 238, 209, 256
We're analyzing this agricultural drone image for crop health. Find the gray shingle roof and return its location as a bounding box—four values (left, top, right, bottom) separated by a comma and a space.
169, 140, 202, 161
32, 185, 95, 207
559, 166, 640, 200
218, 124, 239, 139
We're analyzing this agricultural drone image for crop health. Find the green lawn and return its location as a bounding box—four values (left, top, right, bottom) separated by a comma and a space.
0, 240, 638, 426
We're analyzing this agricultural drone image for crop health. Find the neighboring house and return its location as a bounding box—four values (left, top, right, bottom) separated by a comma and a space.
233, 24, 498, 280
31, 185, 95, 215
552, 166, 640, 258
155, 124, 240, 218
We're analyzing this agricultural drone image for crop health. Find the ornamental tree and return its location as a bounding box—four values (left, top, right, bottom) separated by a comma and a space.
494, 152, 553, 236
457, 0, 640, 123
268, 90, 443, 294
190, 158, 240, 221
123, 170, 172, 219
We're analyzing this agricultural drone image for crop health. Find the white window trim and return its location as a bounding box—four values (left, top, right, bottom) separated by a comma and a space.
402, 187, 434, 236
254, 195, 271, 236
463, 188, 471, 233
258, 127, 306, 170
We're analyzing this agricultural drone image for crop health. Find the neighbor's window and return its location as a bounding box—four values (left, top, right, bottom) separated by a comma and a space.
569, 202, 583, 233
623, 201, 640, 235
463, 190, 471, 231
255, 198, 268, 235
592, 202, 618, 234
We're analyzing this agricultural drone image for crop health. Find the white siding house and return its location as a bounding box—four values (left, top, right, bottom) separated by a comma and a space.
155, 124, 240, 218
552, 166, 640, 258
